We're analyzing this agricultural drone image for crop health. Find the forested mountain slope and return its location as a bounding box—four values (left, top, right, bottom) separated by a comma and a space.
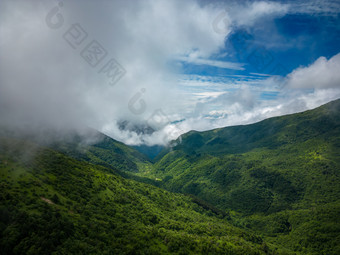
1, 127, 152, 174
1, 99, 339, 254
147, 99, 340, 254
0, 137, 282, 254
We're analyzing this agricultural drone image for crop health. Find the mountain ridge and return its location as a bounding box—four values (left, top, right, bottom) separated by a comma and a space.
141, 98, 340, 254
1, 99, 339, 254
164, 98, 340, 157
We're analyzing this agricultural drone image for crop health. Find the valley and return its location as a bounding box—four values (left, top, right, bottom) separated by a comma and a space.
1, 99, 340, 254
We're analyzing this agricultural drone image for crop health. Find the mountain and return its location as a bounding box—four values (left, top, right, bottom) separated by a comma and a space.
0, 127, 152, 174
0, 136, 280, 254
144, 99, 340, 254
1, 99, 339, 254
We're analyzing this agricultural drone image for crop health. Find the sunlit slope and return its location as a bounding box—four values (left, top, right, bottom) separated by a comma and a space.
0, 137, 284, 255
151, 99, 340, 254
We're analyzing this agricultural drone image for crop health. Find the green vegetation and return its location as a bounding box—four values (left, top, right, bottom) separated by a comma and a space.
1, 99, 339, 254
0, 138, 282, 254
146, 99, 340, 254
49, 129, 153, 173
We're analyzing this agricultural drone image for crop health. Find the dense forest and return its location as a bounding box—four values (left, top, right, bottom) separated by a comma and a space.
1, 99, 340, 254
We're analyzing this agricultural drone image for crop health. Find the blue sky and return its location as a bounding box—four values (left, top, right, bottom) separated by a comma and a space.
1, 0, 340, 145
177, 1, 340, 94
168, 0, 340, 139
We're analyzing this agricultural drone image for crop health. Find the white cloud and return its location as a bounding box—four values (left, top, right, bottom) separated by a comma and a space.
213, 0, 339, 31
226, 1, 289, 27
287, 53, 340, 89
168, 87, 340, 139
219, 0, 339, 29
0, 0, 228, 144
288, 0, 340, 16
192, 92, 227, 99
1, 0, 339, 148
159, 60, 340, 145
176, 56, 245, 70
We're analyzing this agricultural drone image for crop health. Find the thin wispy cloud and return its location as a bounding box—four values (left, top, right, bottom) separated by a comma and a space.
176, 56, 245, 70
288, 0, 340, 16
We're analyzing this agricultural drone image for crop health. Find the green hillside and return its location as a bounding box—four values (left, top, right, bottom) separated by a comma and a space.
146, 99, 340, 254
1, 128, 153, 174
0, 137, 285, 254
50, 129, 153, 174
1, 99, 339, 254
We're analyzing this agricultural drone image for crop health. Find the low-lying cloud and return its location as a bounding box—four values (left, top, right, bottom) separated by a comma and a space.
0, 0, 226, 144
1, 0, 339, 147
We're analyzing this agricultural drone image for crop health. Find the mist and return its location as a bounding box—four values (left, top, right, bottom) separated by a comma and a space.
1, 0, 339, 147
